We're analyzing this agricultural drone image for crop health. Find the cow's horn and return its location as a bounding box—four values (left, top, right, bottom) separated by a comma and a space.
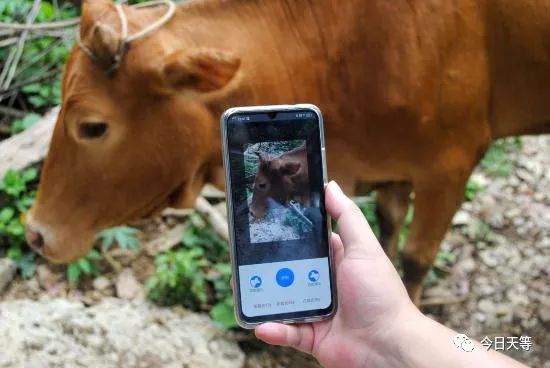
85, 22, 122, 64
79, 0, 123, 66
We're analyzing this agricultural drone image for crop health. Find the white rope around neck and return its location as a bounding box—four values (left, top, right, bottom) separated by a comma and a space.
75, 0, 176, 77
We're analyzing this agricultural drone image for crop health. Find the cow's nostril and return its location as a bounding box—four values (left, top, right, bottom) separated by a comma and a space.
26, 228, 45, 253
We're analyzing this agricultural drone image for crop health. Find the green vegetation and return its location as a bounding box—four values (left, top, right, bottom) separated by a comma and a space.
480, 138, 522, 177
0, 0, 156, 135
357, 195, 381, 238
96, 226, 140, 252
66, 226, 141, 285
146, 212, 237, 329
282, 205, 314, 233
0, 168, 38, 278
66, 249, 101, 285
0, 1, 77, 122
10, 113, 40, 134
464, 178, 486, 202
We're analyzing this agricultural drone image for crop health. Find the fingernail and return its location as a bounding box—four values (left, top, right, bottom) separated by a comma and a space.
328, 180, 344, 197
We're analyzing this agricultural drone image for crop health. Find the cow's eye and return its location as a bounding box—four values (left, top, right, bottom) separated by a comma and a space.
258, 183, 267, 189
78, 122, 108, 139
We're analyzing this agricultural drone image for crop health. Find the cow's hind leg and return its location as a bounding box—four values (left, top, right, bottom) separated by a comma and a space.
402, 171, 471, 305
375, 182, 412, 261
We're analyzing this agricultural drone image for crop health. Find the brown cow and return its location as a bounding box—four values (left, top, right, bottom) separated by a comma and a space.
249, 143, 310, 218
26, 0, 550, 303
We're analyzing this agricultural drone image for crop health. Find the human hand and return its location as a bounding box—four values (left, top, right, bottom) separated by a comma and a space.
255, 181, 421, 368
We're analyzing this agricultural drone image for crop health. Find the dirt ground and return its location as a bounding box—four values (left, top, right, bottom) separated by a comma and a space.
1, 136, 548, 367
427, 135, 549, 368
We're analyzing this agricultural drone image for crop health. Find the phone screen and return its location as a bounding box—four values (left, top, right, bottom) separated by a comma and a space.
224, 108, 334, 324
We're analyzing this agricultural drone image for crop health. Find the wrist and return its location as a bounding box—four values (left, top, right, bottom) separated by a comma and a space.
373, 301, 427, 368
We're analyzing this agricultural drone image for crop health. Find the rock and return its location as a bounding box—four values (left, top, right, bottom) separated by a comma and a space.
0, 258, 16, 293
0, 299, 245, 368
36, 264, 62, 291
494, 305, 513, 321
539, 303, 550, 324
116, 268, 144, 301
477, 299, 495, 314
92, 276, 111, 291
143, 224, 186, 256
200, 183, 226, 199
452, 210, 472, 226
456, 258, 476, 273
479, 250, 499, 268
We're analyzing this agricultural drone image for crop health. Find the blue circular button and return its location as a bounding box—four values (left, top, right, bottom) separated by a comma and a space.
250, 275, 262, 288
308, 269, 320, 282
276, 268, 294, 287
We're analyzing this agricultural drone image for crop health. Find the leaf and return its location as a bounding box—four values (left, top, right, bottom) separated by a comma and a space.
78, 258, 92, 274
210, 301, 237, 329
21, 83, 41, 93
67, 263, 81, 284
87, 249, 102, 260
21, 168, 38, 182
28, 95, 47, 108
96, 226, 140, 252
1, 170, 26, 197
17, 253, 36, 279
38, 2, 55, 21
0, 207, 15, 223
7, 245, 22, 260
214, 263, 232, 276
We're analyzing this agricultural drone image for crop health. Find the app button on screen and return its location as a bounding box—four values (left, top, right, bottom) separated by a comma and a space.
276, 268, 294, 287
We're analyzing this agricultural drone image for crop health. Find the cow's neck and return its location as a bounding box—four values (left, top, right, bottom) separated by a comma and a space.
167, 0, 337, 111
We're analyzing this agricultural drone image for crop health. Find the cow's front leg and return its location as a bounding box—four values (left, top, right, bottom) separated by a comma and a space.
402, 173, 470, 305
207, 164, 226, 191
375, 182, 412, 261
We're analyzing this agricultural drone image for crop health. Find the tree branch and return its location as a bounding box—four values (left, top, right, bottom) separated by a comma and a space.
0, 18, 80, 31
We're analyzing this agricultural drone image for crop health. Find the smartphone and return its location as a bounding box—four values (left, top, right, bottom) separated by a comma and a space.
220, 104, 337, 328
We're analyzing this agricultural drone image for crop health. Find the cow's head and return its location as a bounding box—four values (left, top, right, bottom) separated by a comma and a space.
25, 0, 241, 263
249, 151, 301, 218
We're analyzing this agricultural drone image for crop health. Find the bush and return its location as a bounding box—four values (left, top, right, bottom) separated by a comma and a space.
146, 212, 237, 329
0, 168, 38, 278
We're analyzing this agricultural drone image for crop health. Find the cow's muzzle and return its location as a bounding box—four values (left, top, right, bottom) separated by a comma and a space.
25, 225, 45, 254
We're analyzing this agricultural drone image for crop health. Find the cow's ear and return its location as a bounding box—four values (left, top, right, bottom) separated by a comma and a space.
281, 162, 301, 176
162, 48, 241, 93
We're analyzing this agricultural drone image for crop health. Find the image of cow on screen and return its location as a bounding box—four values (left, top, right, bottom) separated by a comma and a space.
244, 140, 315, 243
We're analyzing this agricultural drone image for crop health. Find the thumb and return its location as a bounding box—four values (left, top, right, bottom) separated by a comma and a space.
255, 323, 314, 354
325, 181, 382, 258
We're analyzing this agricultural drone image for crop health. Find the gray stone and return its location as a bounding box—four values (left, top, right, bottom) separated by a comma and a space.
539, 304, 550, 324
0, 258, 16, 293
0, 299, 245, 368
478, 299, 495, 314
92, 276, 111, 291
479, 250, 499, 268
116, 268, 144, 301
452, 210, 472, 226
